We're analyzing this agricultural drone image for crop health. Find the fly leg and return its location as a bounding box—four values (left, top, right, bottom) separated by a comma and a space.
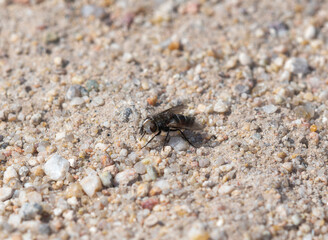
163, 131, 170, 150
142, 131, 161, 149
177, 129, 196, 148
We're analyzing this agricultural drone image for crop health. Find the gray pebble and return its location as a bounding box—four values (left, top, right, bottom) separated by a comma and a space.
86, 80, 99, 92
199, 159, 210, 168
39, 223, 51, 235
122, 108, 133, 122
146, 166, 158, 180
92, 96, 105, 107
66, 85, 87, 100
81, 4, 107, 19
31, 113, 42, 126
19, 202, 43, 220
284, 58, 310, 75
134, 161, 146, 174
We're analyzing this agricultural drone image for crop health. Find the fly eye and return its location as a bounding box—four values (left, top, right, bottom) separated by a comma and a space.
144, 121, 157, 134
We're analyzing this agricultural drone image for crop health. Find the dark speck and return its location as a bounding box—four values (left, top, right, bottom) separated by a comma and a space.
122, 108, 132, 122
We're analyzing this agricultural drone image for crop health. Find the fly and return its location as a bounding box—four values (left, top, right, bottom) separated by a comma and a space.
139, 104, 202, 149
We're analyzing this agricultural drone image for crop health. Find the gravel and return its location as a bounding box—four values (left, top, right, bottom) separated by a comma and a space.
1, 0, 328, 239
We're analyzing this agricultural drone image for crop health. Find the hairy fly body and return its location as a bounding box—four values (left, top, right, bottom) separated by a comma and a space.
139, 105, 202, 149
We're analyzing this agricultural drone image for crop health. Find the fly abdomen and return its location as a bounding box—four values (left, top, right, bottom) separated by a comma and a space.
173, 114, 195, 127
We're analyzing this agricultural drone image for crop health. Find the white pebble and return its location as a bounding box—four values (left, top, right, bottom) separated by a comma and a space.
214, 100, 229, 113
219, 164, 233, 173
284, 58, 310, 75
70, 97, 85, 106
218, 184, 235, 195
43, 153, 70, 181
114, 169, 139, 186
168, 136, 189, 151
0, 187, 14, 201
4, 166, 18, 183
122, 52, 134, 63
67, 197, 79, 206
53, 57, 63, 66
262, 104, 278, 114
92, 96, 105, 107
304, 25, 316, 40
80, 174, 102, 197
239, 53, 252, 66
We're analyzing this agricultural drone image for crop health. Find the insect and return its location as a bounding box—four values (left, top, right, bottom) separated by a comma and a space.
139, 105, 202, 149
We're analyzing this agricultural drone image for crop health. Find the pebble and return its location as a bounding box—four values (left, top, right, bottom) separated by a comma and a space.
66, 85, 86, 100
70, 97, 85, 106
66, 183, 83, 198
282, 162, 293, 172
53, 57, 63, 67
122, 52, 134, 63
134, 161, 147, 174
218, 185, 235, 195
92, 96, 105, 107
43, 153, 70, 181
114, 169, 139, 186
239, 53, 253, 66
168, 137, 190, 151
0, 187, 14, 201
294, 104, 315, 120
219, 164, 234, 173
291, 214, 302, 226
137, 183, 150, 197
199, 159, 210, 168
304, 25, 316, 40
214, 100, 229, 113
144, 214, 158, 227
99, 171, 113, 188
80, 174, 102, 197
4, 166, 18, 183
31, 113, 42, 126
262, 104, 278, 114
146, 166, 158, 181
122, 108, 133, 122
187, 222, 210, 240
86, 80, 99, 92
81, 4, 106, 18
19, 203, 43, 220
71, 76, 85, 84
284, 58, 310, 75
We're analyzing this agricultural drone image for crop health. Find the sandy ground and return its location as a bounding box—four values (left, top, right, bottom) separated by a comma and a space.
1, 0, 328, 239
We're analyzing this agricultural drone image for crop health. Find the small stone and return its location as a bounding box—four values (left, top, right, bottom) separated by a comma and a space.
284, 58, 310, 75
218, 185, 235, 195
282, 162, 293, 172
26, 191, 42, 203
199, 159, 210, 168
146, 166, 158, 180
122, 52, 134, 63
71, 76, 85, 84
92, 96, 105, 107
291, 214, 302, 226
168, 136, 189, 151
187, 222, 210, 240
85, 80, 99, 92
70, 97, 85, 106
43, 153, 70, 181
99, 171, 113, 187
122, 108, 133, 122
134, 161, 146, 174
31, 113, 42, 126
19, 203, 43, 220
219, 164, 233, 173
39, 223, 51, 235
304, 25, 316, 40
19, 166, 29, 177
294, 103, 315, 120
239, 53, 253, 66
262, 104, 278, 114
114, 169, 139, 186
144, 214, 158, 227
214, 100, 229, 113
80, 174, 102, 197
119, 148, 128, 157
66, 85, 87, 100
45, 32, 59, 44
81, 4, 107, 18
8, 214, 21, 228
137, 183, 150, 197
4, 166, 18, 183
67, 197, 78, 206
225, 58, 237, 70
66, 183, 83, 198
53, 57, 63, 67
0, 187, 14, 201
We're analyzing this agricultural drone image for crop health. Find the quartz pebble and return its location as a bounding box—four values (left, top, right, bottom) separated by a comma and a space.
239, 53, 252, 66
80, 174, 102, 197
99, 171, 113, 187
214, 100, 229, 113
218, 185, 235, 195
0, 187, 14, 201
19, 203, 43, 220
304, 25, 316, 40
114, 169, 139, 186
92, 96, 105, 107
4, 166, 18, 183
168, 137, 190, 151
284, 58, 310, 75
43, 154, 69, 181
134, 162, 146, 174
262, 105, 278, 114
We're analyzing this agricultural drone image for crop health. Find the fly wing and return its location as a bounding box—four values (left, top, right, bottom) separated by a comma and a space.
167, 115, 204, 130
160, 104, 187, 114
